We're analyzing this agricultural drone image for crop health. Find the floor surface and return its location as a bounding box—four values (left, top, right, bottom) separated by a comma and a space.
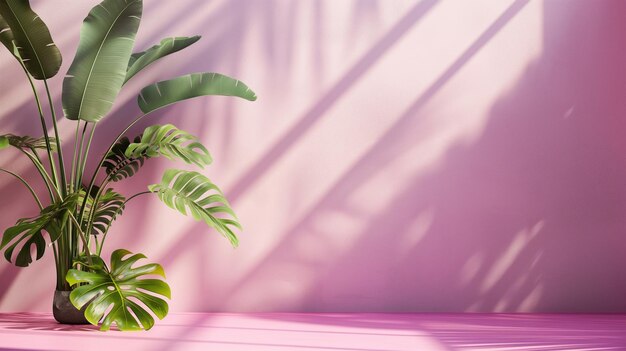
0, 313, 624, 351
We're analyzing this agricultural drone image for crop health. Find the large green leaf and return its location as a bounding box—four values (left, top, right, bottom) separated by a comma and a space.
62, 0, 142, 122
80, 187, 125, 236
125, 36, 201, 84
126, 124, 211, 168
148, 169, 241, 246
0, 134, 57, 152
137, 72, 257, 114
1, 194, 77, 267
102, 136, 147, 182
66, 249, 170, 331
0, 15, 15, 56
0, 0, 61, 79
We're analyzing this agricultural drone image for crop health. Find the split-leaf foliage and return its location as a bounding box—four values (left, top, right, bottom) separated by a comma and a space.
0, 0, 255, 331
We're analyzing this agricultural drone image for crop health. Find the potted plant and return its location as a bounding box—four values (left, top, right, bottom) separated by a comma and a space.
0, 0, 256, 331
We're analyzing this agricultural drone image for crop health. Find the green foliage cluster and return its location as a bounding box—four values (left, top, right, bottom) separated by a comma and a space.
0, 0, 255, 331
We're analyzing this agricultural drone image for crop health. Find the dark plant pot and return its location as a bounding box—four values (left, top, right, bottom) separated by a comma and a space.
52, 290, 89, 325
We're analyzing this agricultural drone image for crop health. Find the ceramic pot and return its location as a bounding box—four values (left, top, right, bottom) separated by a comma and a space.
52, 290, 89, 324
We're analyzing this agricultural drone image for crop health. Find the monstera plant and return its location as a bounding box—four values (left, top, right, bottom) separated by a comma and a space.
0, 0, 255, 331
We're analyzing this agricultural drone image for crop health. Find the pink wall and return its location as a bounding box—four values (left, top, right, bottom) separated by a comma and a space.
1, 0, 625, 313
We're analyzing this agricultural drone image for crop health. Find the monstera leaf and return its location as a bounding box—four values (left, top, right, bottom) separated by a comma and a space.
125, 124, 211, 168
81, 188, 125, 236
124, 36, 201, 84
66, 249, 170, 331
103, 136, 147, 182
149, 169, 241, 246
137, 72, 257, 113
0, 0, 62, 79
0, 134, 57, 152
63, 0, 142, 122
1, 194, 77, 267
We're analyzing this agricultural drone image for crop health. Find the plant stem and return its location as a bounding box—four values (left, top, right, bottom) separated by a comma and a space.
78, 114, 148, 225
21, 68, 58, 192
29, 147, 57, 194
19, 148, 56, 201
96, 191, 152, 255
74, 122, 88, 190
0, 168, 43, 209
126, 191, 152, 204
86, 178, 110, 250
78, 123, 96, 189
66, 213, 93, 266
70, 121, 81, 192
43, 79, 67, 197
51, 239, 60, 288
69, 121, 91, 273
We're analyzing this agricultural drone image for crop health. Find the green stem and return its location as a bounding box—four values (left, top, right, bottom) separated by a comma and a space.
78, 114, 148, 224
29, 148, 58, 198
77, 123, 96, 189
74, 122, 88, 190
20, 148, 56, 201
20, 67, 58, 192
126, 191, 152, 204
66, 213, 93, 265
70, 121, 81, 192
0, 168, 43, 209
86, 178, 110, 251
43, 79, 67, 197
70, 122, 89, 270
77, 124, 98, 256
51, 239, 60, 288
96, 191, 151, 255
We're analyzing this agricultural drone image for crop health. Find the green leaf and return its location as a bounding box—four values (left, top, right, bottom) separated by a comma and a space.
66, 249, 170, 331
137, 72, 257, 114
62, 0, 142, 122
0, 135, 9, 149
126, 124, 212, 168
0, 134, 57, 152
0, 15, 15, 56
81, 188, 125, 236
149, 169, 241, 247
1, 194, 78, 267
125, 36, 201, 84
102, 136, 147, 182
0, 0, 62, 79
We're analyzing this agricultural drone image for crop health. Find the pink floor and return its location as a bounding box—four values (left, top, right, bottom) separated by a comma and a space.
0, 313, 624, 351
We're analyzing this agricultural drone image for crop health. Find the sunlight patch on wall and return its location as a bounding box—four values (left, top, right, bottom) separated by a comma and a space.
218, 0, 547, 311
459, 252, 484, 287
396, 207, 436, 256
324, 0, 545, 255
480, 220, 544, 294
518, 283, 543, 311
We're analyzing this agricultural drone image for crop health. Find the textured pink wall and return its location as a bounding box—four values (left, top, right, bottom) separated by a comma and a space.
1, 0, 625, 313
